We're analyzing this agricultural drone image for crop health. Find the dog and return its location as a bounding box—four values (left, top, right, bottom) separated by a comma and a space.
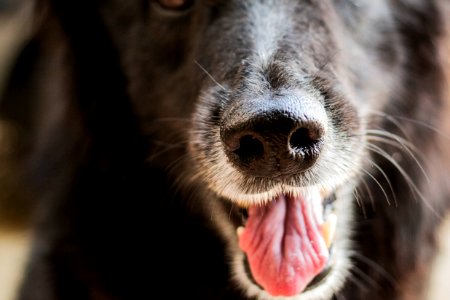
1, 0, 450, 299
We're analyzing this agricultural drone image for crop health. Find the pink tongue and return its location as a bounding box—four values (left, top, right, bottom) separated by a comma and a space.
238, 195, 329, 297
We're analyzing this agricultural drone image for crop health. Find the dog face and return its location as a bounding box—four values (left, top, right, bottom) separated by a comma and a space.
99, 1, 408, 299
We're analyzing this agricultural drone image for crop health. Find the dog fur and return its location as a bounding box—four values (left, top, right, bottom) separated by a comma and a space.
1, 0, 450, 299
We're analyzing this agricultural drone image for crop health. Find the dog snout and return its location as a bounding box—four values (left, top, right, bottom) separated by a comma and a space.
220, 97, 326, 178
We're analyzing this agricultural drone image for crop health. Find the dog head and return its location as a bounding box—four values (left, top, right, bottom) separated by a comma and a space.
95, 1, 443, 299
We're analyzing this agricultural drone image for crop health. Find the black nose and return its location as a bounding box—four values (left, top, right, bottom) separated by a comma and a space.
220, 97, 326, 178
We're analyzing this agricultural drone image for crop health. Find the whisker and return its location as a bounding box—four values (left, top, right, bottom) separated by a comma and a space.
167, 153, 209, 211
365, 134, 418, 155
145, 116, 191, 121
350, 265, 382, 291
353, 188, 367, 218
383, 114, 450, 140
366, 144, 443, 219
357, 176, 376, 211
334, 293, 347, 300
350, 251, 397, 287
365, 159, 398, 207
365, 129, 419, 155
366, 129, 430, 184
360, 167, 392, 206
368, 111, 413, 141
147, 141, 188, 162
345, 273, 371, 295
139, 117, 192, 130
194, 60, 226, 91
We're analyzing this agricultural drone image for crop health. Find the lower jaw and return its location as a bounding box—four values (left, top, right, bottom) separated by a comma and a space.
233, 235, 353, 300
230, 199, 338, 297
217, 184, 357, 300
225, 221, 353, 300
230, 250, 340, 300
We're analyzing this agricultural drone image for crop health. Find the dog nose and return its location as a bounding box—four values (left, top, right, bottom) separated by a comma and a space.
220, 100, 326, 178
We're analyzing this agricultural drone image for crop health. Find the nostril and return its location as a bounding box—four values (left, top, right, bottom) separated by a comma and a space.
232, 135, 265, 164
289, 125, 323, 153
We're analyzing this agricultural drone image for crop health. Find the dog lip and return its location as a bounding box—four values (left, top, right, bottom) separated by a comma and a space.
304, 263, 333, 291
323, 192, 337, 206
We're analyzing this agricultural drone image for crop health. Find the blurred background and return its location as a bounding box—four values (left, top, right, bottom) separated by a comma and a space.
0, 1, 449, 299
0, 1, 34, 300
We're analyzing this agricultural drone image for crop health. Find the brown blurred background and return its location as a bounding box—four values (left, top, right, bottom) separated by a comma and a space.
0, 1, 449, 299
0, 1, 32, 300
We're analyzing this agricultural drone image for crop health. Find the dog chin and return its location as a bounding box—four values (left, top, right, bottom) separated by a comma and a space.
209, 183, 356, 300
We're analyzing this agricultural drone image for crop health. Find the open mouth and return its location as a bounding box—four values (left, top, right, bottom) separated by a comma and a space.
230, 189, 337, 297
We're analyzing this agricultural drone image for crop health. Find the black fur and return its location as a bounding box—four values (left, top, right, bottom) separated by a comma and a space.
1, 1, 449, 299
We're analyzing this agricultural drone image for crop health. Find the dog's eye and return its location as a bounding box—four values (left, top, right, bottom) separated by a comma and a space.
153, 0, 194, 12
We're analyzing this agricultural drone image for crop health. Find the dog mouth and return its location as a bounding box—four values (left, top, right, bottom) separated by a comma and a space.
229, 189, 337, 297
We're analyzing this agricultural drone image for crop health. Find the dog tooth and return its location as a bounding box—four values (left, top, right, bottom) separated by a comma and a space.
320, 189, 327, 198
311, 189, 324, 224
237, 226, 244, 237
321, 213, 337, 249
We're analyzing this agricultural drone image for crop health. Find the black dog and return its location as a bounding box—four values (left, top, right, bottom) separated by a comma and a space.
1, 0, 450, 299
